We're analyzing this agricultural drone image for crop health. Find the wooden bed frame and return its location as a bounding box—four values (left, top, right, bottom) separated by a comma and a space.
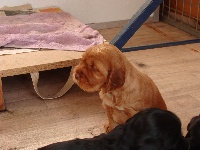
0, 50, 83, 110
0, 0, 163, 111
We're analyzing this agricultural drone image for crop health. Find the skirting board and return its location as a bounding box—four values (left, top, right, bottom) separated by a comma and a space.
89, 7, 160, 30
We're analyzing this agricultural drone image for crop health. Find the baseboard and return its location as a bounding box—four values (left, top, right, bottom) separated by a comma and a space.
88, 12, 159, 30
88, 20, 128, 30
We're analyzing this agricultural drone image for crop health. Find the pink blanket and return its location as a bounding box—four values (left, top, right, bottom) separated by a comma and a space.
0, 12, 104, 51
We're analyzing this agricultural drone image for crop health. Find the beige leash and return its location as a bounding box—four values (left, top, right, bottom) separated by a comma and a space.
30, 67, 74, 99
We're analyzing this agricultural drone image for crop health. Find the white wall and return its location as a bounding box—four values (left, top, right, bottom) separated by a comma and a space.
0, 0, 147, 24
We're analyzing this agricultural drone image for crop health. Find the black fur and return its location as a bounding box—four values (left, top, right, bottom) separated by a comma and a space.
38, 108, 188, 150
185, 115, 200, 150
38, 124, 124, 150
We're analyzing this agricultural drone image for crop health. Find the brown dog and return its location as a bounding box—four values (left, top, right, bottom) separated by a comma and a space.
73, 43, 167, 132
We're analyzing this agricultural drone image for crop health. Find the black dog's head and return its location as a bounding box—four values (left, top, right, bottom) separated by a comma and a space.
185, 115, 200, 150
118, 108, 189, 150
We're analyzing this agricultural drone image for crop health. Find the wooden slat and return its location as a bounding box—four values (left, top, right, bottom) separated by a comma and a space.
0, 50, 83, 77
0, 78, 5, 111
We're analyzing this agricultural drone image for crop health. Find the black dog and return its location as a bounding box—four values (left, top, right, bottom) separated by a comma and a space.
185, 115, 200, 150
38, 108, 189, 150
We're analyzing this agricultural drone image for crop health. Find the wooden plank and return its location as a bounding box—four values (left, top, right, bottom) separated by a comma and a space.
0, 50, 83, 77
0, 49, 83, 110
0, 78, 5, 111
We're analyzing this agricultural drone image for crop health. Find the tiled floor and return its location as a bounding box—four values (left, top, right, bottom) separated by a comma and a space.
0, 22, 200, 150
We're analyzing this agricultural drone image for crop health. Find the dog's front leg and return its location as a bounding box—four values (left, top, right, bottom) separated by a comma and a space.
103, 105, 119, 133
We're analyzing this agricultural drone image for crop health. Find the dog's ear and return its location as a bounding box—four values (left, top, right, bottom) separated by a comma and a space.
106, 67, 125, 92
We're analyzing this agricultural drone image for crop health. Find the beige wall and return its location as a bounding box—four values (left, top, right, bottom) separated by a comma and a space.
0, 0, 150, 24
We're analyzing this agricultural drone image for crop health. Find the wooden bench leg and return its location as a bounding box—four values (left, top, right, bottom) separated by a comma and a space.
0, 78, 6, 111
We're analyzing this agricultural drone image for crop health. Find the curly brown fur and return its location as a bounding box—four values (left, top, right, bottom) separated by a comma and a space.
73, 43, 167, 132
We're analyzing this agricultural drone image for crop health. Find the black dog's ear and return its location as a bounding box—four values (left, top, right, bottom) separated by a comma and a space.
173, 137, 189, 150
185, 115, 200, 150
119, 133, 160, 150
185, 115, 200, 138
185, 121, 191, 138
185, 131, 190, 138
118, 115, 140, 150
